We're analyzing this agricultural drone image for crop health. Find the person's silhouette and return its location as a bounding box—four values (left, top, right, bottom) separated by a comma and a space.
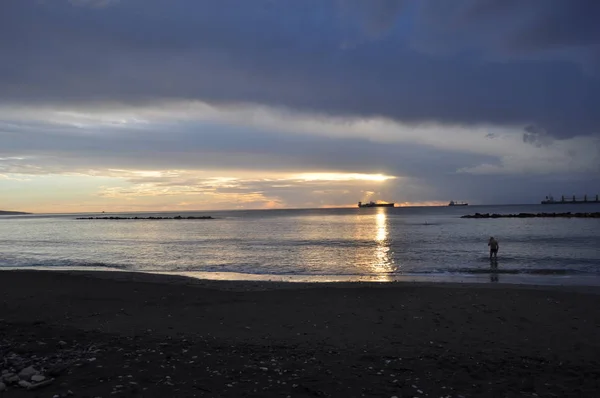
488, 237, 499, 259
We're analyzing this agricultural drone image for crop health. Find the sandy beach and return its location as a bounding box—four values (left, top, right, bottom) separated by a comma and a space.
1, 270, 599, 397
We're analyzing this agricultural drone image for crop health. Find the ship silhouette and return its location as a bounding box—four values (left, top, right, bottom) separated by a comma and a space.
541, 194, 599, 204
358, 201, 394, 208
448, 200, 468, 206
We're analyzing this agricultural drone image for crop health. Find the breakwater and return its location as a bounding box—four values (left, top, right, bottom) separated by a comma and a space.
76, 216, 213, 220
0, 210, 30, 215
461, 212, 600, 219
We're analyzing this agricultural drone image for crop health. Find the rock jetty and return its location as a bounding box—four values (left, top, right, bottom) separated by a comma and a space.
461, 212, 600, 219
0, 210, 30, 215
76, 216, 213, 220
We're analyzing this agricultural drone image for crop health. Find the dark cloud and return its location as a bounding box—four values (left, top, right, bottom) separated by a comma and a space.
411, 1, 600, 57
0, 0, 599, 140
522, 125, 554, 148
339, 0, 407, 37
68, 0, 120, 7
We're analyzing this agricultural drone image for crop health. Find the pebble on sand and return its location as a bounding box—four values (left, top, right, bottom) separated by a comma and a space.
3, 375, 19, 384
18, 366, 39, 380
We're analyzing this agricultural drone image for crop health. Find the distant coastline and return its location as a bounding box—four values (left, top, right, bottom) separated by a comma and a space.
76, 216, 213, 220
0, 210, 30, 215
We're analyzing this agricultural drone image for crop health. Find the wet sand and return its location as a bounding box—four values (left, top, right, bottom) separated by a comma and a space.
1, 270, 599, 397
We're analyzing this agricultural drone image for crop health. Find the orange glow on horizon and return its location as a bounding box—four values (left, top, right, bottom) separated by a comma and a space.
396, 201, 448, 207
295, 173, 395, 182
319, 200, 447, 208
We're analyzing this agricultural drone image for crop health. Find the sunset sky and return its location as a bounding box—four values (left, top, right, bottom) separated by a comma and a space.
1, 0, 599, 213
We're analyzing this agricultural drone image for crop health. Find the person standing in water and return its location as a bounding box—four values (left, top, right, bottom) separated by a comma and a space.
488, 237, 499, 259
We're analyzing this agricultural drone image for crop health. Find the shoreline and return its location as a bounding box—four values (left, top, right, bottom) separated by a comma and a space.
3, 266, 600, 288
3, 269, 600, 297
1, 270, 600, 396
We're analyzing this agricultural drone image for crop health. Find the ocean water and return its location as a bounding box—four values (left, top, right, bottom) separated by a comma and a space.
1, 204, 600, 285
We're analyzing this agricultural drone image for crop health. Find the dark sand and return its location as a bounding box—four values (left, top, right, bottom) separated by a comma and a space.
1, 271, 599, 397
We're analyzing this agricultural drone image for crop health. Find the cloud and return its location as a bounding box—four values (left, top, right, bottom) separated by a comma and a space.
458, 135, 600, 175
0, 102, 495, 178
338, 0, 407, 38
79, 169, 408, 210
410, 1, 600, 65
522, 125, 554, 148
0, 0, 599, 139
1, 102, 597, 180
68, 0, 120, 8
1, 1, 600, 210
0, 173, 30, 181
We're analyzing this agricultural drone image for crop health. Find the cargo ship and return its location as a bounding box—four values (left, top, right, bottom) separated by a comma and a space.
448, 200, 468, 206
541, 194, 600, 204
358, 201, 395, 208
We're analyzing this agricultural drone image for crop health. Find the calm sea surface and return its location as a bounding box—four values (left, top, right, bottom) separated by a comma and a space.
1, 204, 600, 285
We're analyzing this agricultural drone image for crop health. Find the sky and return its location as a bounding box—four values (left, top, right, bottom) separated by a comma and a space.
1, 0, 599, 213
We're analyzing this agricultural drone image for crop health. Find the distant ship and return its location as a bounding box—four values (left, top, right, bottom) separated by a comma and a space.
448, 200, 468, 206
358, 201, 395, 208
541, 194, 599, 204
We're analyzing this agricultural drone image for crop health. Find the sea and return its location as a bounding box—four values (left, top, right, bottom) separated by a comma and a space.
1, 204, 600, 286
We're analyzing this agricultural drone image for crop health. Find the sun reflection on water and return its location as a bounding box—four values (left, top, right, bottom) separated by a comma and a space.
371, 208, 395, 278
375, 211, 387, 242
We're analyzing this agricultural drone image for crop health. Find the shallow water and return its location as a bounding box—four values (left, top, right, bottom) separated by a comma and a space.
1, 204, 600, 285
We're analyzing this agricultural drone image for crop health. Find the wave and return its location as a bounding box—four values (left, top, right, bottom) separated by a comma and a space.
0, 259, 128, 271
1, 258, 597, 278
410, 268, 588, 275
